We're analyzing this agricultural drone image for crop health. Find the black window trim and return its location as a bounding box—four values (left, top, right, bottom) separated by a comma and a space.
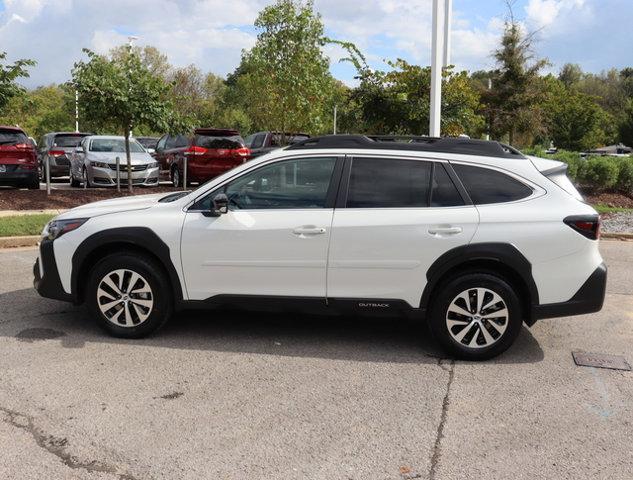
448, 160, 539, 206
337, 155, 473, 209
187, 154, 345, 212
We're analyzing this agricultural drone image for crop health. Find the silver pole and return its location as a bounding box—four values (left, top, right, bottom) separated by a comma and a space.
442, 0, 452, 67
75, 90, 79, 132
45, 156, 51, 195
183, 156, 187, 189
116, 156, 121, 192
333, 105, 338, 135
486, 77, 492, 141
429, 0, 444, 137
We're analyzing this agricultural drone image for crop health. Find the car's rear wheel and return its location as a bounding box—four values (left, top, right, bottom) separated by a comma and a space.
86, 253, 173, 338
70, 172, 81, 188
171, 167, 181, 188
428, 273, 522, 360
26, 176, 40, 190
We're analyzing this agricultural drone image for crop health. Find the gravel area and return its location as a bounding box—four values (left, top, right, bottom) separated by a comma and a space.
601, 212, 633, 233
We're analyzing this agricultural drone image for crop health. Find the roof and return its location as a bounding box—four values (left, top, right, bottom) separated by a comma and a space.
0, 125, 26, 133
50, 132, 93, 136
286, 134, 525, 159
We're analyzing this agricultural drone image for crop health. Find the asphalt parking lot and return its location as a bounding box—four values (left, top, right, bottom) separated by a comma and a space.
0, 242, 631, 480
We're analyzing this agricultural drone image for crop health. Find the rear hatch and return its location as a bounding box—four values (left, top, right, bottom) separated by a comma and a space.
50, 133, 90, 165
0, 128, 36, 172
190, 129, 250, 167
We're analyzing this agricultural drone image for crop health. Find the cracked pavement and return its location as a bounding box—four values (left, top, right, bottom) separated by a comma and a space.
0, 242, 632, 479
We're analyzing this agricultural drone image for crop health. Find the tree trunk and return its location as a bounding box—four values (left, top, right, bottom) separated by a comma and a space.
124, 127, 133, 193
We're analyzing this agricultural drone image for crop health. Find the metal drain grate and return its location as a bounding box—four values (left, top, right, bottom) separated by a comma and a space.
572, 351, 631, 371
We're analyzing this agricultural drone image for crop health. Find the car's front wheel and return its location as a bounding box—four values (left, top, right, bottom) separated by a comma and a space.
86, 253, 173, 338
428, 273, 523, 360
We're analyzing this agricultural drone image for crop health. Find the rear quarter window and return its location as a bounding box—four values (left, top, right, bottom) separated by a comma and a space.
452, 164, 533, 205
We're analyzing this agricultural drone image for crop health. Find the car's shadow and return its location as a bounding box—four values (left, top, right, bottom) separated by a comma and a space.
2, 288, 544, 365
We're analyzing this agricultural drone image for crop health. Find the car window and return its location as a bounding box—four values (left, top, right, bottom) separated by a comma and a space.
156, 135, 167, 151
431, 163, 465, 207
194, 134, 244, 149
89, 138, 145, 153
250, 134, 265, 149
244, 134, 255, 147
347, 157, 432, 208
194, 157, 337, 211
452, 164, 533, 204
174, 135, 189, 148
0, 129, 28, 146
53, 135, 86, 148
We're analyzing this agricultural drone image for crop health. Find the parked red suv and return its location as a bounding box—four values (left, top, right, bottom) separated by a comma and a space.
0, 126, 39, 189
155, 129, 250, 187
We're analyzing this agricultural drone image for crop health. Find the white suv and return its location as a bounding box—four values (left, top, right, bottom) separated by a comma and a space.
34, 135, 606, 360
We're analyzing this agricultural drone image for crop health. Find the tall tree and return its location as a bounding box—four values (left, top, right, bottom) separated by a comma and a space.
230, 0, 335, 137
72, 47, 189, 192
0, 52, 36, 113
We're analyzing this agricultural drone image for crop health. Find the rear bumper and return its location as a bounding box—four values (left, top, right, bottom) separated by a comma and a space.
33, 240, 75, 303
0, 171, 38, 185
531, 262, 607, 321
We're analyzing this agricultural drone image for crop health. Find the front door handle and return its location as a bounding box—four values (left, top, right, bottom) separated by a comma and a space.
428, 226, 463, 235
293, 226, 326, 236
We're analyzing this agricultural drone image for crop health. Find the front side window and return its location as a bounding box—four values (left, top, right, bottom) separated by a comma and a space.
347, 157, 432, 208
452, 164, 533, 205
250, 134, 265, 149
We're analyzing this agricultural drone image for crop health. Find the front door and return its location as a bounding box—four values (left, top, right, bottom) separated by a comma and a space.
180, 156, 342, 300
327, 156, 479, 308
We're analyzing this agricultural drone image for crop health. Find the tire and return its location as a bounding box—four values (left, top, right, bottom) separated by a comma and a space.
171, 167, 181, 188
86, 253, 173, 338
83, 166, 92, 188
27, 177, 40, 190
428, 272, 523, 360
70, 173, 81, 188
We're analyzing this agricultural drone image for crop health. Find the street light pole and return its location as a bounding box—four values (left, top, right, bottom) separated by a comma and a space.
443, 0, 452, 67
429, 0, 444, 138
74, 89, 79, 132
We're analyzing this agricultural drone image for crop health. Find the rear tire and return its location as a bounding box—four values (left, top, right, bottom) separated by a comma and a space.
86, 253, 173, 338
70, 173, 81, 188
26, 176, 40, 190
171, 167, 181, 188
428, 272, 523, 360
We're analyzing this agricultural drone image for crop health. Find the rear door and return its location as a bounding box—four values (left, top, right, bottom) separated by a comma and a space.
327, 156, 479, 308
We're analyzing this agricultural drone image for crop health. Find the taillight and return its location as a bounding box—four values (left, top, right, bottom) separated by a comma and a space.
564, 215, 600, 240
234, 147, 251, 163
184, 146, 207, 156
49, 149, 65, 157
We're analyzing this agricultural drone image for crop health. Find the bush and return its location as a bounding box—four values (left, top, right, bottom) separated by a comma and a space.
617, 157, 633, 194
579, 156, 619, 192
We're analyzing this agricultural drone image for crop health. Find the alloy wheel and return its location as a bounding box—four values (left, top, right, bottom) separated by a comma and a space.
445, 287, 509, 348
96, 269, 154, 327
172, 169, 180, 188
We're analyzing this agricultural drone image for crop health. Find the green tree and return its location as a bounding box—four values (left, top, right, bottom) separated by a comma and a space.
0, 52, 36, 113
620, 99, 633, 147
558, 63, 583, 88
110, 45, 172, 79
72, 47, 188, 192
230, 0, 336, 138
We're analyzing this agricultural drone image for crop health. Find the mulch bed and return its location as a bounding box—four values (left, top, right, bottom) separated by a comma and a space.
583, 191, 633, 209
0, 186, 179, 210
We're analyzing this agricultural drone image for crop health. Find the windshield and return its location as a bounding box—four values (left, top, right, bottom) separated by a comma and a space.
194, 134, 244, 149
54, 135, 87, 148
0, 130, 28, 146
137, 137, 158, 149
89, 138, 145, 153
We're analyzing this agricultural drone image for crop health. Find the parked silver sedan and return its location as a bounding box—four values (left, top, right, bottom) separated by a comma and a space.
70, 135, 160, 188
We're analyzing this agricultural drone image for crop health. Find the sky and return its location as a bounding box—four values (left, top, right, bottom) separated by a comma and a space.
0, 0, 631, 89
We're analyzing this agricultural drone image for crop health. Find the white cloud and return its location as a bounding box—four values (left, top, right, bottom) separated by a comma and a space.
525, 0, 587, 29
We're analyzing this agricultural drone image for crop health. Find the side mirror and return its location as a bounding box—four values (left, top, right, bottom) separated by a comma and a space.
205, 193, 229, 217
75, 146, 84, 154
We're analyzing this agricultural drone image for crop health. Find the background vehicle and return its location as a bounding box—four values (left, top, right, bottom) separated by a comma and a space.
155, 129, 250, 187
69, 135, 160, 188
37, 132, 93, 179
245, 131, 310, 158
136, 136, 159, 157
0, 126, 39, 189
34, 135, 605, 360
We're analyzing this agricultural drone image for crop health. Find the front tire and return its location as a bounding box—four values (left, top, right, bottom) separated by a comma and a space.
428, 273, 523, 360
83, 166, 92, 188
86, 253, 173, 338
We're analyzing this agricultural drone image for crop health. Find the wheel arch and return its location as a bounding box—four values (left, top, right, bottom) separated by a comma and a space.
420, 243, 539, 325
71, 227, 184, 306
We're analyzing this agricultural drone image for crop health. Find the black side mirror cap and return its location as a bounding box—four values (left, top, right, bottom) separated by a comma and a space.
203, 193, 229, 217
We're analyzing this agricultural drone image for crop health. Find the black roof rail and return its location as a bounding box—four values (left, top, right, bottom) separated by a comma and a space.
286, 134, 525, 159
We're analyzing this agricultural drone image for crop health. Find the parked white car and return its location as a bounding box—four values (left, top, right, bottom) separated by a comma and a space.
34, 135, 606, 360
69, 135, 160, 188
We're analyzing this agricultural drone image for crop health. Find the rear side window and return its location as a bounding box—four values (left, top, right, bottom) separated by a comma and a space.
195, 134, 244, 149
53, 135, 86, 148
453, 164, 533, 204
0, 129, 28, 146
347, 158, 432, 208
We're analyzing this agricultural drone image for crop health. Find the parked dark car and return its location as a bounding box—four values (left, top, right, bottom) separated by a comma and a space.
135, 136, 159, 156
0, 126, 39, 189
244, 131, 310, 158
37, 132, 93, 178
155, 129, 250, 187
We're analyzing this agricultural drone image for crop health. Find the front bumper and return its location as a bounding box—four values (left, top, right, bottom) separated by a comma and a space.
532, 262, 607, 321
90, 166, 159, 187
33, 239, 75, 303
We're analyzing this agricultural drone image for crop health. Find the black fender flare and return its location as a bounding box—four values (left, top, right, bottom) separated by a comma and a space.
71, 227, 184, 305
419, 242, 539, 320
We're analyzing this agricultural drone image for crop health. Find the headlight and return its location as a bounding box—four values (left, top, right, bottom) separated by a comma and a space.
43, 218, 89, 241
90, 161, 110, 168
148, 161, 159, 168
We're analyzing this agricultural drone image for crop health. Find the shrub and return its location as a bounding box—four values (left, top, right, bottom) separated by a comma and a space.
617, 157, 633, 194
579, 156, 619, 192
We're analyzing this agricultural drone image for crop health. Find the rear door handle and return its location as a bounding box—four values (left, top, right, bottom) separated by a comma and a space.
428, 226, 463, 235
293, 226, 326, 236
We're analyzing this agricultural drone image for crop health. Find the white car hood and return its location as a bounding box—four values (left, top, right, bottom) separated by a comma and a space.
56, 192, 168, 220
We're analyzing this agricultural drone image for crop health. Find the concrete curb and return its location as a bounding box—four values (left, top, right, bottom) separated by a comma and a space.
602, 232, 633, 241
0, 235, 40, 249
